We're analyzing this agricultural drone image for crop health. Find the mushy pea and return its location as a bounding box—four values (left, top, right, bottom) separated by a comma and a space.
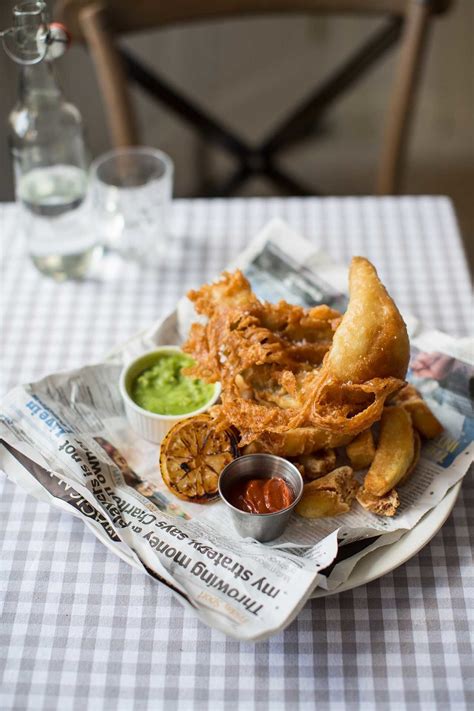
131, 352, 215, 416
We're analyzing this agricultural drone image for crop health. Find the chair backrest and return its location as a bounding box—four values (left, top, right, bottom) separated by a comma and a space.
57, 1, 450, 38
55, 0, 453, 195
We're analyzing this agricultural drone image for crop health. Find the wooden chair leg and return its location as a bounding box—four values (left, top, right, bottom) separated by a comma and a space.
376, 0, 432, 195
79, 2, 138, 148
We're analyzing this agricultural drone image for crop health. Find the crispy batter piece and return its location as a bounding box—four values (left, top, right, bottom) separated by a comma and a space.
394, 384, 443, 439
295, 449, 337, 480
346, 429, 376, 470
356, 486, 400, 517
184, 270, 341, 446
363, 406, 415, 497
295, 466, 359, 518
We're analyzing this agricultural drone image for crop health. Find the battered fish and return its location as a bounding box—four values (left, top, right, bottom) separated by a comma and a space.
183, 258, 409, 451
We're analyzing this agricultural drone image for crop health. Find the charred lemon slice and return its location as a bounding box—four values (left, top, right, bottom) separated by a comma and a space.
160, 414, 239, 503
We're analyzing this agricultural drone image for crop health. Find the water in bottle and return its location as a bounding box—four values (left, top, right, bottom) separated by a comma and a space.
4, 1, 98, 279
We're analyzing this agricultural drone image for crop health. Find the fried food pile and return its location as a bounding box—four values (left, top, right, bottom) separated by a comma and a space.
163, 257, 443, 516
184, 258, 409, 444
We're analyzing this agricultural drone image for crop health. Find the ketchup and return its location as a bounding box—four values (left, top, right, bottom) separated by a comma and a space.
228, 477, 294, 514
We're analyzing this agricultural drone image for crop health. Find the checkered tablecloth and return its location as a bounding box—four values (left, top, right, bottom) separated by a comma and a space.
1, 197, 472, 710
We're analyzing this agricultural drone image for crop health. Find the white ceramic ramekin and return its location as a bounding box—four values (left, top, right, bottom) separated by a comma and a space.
119, 346, 221, 444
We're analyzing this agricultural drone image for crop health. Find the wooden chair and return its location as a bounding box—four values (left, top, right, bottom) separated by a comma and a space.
55, 0, 453, 195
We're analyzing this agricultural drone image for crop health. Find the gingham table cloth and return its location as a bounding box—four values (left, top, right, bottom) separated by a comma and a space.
1, 197, 472, 710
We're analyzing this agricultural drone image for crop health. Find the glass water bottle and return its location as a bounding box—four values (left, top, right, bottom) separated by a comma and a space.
5, 1, 98, 280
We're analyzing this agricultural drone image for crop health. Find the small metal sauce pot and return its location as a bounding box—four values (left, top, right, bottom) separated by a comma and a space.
218, 454, 304, 542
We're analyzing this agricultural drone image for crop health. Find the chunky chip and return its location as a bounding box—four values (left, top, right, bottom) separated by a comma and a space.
394, 384, 443, 439
399, 429, 421, 486
363, 406, 415, 497
346, 429, 376, 470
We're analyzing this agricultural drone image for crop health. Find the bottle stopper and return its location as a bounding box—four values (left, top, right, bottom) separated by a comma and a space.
1, 1, 71, 65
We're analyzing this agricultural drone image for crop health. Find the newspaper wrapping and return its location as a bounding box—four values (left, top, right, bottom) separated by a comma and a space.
1, 220, 472, 641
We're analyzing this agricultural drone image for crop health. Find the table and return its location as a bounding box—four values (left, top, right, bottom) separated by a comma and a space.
1, 197, 472, 710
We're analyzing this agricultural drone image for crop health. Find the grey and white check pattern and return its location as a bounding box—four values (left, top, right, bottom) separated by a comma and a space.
1, 197, 472, 710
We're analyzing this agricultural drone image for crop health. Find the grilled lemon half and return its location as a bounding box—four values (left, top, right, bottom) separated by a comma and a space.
160, 414, 239, 503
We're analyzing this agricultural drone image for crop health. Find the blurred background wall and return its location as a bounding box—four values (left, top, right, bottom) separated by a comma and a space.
0, 1, 472, 261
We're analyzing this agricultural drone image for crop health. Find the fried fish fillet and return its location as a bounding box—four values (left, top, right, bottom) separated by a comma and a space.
242, 428, 353, 457
324, 257, 409, 382
183, 258, 409, 450
307, 258, 409, 435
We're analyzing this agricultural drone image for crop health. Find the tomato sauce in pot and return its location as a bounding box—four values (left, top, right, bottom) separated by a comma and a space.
228, 477, 294, 514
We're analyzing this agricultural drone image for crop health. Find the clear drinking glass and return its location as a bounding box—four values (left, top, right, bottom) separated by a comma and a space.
90, 147, 173, 263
